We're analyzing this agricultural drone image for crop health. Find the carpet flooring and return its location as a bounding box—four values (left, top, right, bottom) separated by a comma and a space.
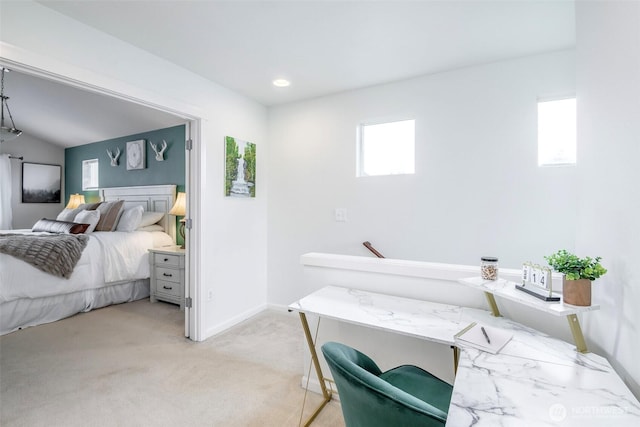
0, 300, 345, 427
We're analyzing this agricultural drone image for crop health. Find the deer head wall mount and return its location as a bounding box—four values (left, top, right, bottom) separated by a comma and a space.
106, 147, 121, 167
149, 140, 168, 161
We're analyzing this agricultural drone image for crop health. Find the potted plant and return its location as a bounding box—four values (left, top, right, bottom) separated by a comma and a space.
544, 250, 607, 306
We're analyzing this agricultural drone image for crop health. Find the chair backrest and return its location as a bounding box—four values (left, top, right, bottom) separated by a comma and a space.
321, 341, 448, 427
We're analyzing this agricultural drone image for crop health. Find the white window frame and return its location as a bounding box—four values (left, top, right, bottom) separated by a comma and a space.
82, 158, 99, 190
357, 118, 416, 177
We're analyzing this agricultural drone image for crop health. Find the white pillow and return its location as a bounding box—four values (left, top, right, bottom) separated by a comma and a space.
74, 209, 101, 233
116, 205, 144, 232
139, 211, 165, 227
56, 207, 82, 222
135, 224, 164, 232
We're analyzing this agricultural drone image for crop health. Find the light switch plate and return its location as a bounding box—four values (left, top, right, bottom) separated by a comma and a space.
335, 208, 348, 222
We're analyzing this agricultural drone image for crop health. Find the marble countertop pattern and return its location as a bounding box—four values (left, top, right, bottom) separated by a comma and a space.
289, 286, 640, 426
289, 285, 464, 345
450, 309, 640, 426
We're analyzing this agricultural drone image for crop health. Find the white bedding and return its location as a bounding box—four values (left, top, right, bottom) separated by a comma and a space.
0, 230, 173, 304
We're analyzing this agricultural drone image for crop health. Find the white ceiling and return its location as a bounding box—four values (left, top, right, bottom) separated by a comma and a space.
4, 1, 575, 147
2, 70, 186, 148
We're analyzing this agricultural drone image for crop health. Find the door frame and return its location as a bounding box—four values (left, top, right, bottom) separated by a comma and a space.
0, 55, 203, 340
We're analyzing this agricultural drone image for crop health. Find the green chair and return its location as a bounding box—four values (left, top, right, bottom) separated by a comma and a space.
321, 341, 453, 427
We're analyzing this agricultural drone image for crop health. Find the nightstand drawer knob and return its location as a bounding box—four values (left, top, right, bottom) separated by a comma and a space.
163, 273, 173, 277
164, 258, 169, 262
163, 285, 173, 290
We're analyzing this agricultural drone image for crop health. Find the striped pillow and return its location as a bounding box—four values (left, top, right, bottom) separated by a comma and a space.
95, 200, 125, 231
32, 218, 89, 234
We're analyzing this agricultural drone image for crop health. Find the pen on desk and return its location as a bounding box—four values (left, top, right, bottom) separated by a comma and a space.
481, 326, 491, 344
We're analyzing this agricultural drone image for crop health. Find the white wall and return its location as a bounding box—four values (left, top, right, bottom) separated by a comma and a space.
0, 1, 268, 340
268, 50, 577, 306
0, 134, 65, 229
575, 0, 640, 397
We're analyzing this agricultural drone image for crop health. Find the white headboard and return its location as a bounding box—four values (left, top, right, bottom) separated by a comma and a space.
99, 185, 177, 241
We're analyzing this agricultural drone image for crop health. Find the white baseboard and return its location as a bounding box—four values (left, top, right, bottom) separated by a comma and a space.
267, 302, 293, 312
202, 303, 267, 339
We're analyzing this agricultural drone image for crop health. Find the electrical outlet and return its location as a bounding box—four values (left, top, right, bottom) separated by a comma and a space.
335, 208, 348, 222
207, 290, 213, 301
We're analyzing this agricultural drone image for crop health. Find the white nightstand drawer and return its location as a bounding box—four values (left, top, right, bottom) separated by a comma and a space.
149, 247, 185, 310
155, 279, 181, 297
154, 253, 181, 267
155, 266, 180, 283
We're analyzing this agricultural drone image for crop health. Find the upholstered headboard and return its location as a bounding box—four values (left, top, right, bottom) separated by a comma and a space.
99, 185, 177, 241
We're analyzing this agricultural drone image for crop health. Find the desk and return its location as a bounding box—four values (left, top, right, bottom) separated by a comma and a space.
288, 286, 465, 425
289, 286, 640, 426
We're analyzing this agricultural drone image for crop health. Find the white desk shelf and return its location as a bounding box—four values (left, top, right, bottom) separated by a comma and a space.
458, 277, 599, 352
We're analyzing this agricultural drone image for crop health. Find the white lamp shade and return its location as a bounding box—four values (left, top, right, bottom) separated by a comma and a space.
66, 193, 85, 209
169, 192, 186, 217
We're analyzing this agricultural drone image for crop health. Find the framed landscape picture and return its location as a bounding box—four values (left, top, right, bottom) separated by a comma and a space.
22, 162, 62, 203
225, 136, 256, 198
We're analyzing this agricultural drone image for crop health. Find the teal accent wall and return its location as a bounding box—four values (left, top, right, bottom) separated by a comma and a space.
65, 124, 185, 243
65, 125, 185, 199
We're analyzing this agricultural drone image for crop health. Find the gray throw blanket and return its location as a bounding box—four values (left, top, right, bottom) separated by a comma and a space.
0, 233, 89, 279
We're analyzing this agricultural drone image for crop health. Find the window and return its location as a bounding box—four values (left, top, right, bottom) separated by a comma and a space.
82, 159, 99, 190
357, 119, 415, 177
538, 97, 576, 166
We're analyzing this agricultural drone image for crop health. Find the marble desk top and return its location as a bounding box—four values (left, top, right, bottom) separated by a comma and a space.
458, 277, 601, 316
450, 308, 640, 426
289, 286, 640, 426
288, 285, 464, 345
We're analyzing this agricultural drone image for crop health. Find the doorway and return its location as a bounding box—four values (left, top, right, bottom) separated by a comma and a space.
0, 59, 201, 340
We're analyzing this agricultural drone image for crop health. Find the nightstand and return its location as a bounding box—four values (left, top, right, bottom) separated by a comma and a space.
149, 246, 185, 310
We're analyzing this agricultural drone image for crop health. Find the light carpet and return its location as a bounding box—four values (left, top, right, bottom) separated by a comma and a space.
0, 300, 345, 427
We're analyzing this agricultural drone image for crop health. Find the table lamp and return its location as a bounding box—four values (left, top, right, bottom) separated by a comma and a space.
66, 193, 85, 209
169, 192, 186, 248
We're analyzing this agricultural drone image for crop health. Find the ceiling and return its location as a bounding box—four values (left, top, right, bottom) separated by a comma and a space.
2, 69, 186, 148
3, 1, 575, 147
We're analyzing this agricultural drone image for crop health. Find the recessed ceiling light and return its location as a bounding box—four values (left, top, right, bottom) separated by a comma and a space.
273, 79, 291, 88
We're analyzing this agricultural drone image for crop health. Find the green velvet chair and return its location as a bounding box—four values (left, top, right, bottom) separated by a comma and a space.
321, 341, 453, 427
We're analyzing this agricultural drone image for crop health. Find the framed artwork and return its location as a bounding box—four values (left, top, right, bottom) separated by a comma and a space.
22, 162, 62, 203
126, 139, 146, 170
225, 136, 256, 198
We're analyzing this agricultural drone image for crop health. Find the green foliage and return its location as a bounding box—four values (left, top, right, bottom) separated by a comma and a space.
243, 142, 256, 183
544, 250, 608, 281
225, 136, 240, 196
243, 142, 256, 197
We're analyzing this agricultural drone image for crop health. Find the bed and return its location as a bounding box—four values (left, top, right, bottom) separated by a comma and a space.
0, 185, 177, 335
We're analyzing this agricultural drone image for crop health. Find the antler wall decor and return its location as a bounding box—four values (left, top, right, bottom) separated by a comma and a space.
106, 147, 121, 167
149, 140, 168, 161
